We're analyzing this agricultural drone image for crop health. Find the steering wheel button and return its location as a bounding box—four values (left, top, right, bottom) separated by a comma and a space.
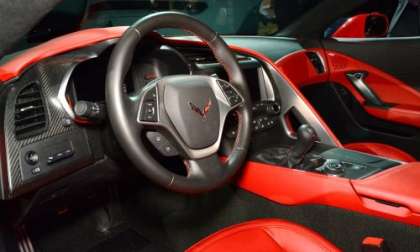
229, 96, 241, 106
145, 88, 157, 101
141, 102, 158, 122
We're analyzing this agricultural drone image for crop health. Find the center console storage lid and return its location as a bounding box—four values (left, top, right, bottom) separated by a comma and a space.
351, 162, 420, 214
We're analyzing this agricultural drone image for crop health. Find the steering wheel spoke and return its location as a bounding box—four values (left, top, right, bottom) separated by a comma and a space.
145, 131, 179, 157
214, 78, 245, 111
186, 154, 224, 181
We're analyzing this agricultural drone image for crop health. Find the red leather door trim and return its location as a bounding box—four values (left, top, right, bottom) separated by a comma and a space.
364, 105, 420, 128
325, 50, 420, 127
326, 51, 420, 107
273, 48, 420, 127
186, 219, 341, 252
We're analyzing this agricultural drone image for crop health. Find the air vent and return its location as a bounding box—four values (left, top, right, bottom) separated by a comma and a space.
14, 82, 47, 139
306, 51, 325, 74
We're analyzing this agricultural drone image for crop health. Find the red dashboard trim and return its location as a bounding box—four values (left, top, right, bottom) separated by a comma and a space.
0, 27, 127, 82
274, 49, 329, 88
0, 28, 342, 147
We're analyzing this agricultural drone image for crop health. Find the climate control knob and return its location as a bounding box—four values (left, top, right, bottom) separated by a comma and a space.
25, 151, 39, 165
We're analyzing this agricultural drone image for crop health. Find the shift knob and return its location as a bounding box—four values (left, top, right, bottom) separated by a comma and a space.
289, 124, 318, 165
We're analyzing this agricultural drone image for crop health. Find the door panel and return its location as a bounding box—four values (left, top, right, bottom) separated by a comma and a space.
324, 48, 420, 127
324, 39, 420, 90
305, 38, 420, 159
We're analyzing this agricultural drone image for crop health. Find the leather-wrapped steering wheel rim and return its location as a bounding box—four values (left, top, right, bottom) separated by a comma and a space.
106, 12, 252, 193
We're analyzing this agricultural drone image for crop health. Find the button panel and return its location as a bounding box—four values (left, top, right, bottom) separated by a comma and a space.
146, 132, 179, 157
140, 87, 158, 122
47, 149, 74, 165
251, 101, 281, 133
315, 159, 368, 178
217, 81, 242, 106
19, 132, 93, 182
252, 116, 279, 131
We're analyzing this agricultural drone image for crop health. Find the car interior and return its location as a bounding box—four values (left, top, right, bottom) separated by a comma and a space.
0, 0, 419, 251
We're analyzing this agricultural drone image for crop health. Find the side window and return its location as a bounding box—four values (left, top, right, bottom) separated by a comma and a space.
389, 1, 420, 37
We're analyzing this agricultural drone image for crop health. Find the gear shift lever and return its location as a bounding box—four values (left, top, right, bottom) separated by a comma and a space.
254, 124, 322, 170
288, 124, 318, 167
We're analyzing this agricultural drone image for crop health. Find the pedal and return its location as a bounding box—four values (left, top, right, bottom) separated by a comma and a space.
16, 225, 34, 252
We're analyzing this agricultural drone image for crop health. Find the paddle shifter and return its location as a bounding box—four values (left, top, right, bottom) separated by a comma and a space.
288, 124, 318, 167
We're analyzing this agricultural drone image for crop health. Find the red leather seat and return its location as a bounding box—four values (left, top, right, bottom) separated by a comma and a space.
344, 142, 416, 163
186, 219, 340, 252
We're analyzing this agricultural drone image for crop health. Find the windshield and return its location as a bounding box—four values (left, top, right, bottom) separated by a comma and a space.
11, 0, 323, 53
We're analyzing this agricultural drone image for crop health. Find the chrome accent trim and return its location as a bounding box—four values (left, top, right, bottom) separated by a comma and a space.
346, 72, 384, 107
57, 40, 118, 119
257, 66, 275, 101
264, 63, 339, 146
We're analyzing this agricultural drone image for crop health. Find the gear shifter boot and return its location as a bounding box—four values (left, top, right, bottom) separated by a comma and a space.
255, 147, 325, 170
255, 148, 289, 166
254, 124, 321, 169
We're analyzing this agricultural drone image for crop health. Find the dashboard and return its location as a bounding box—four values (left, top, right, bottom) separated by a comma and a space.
0, 36, 283, 199
0, 27, 347, 200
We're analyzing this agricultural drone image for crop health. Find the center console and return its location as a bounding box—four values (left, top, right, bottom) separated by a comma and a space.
253, 124, 401, 179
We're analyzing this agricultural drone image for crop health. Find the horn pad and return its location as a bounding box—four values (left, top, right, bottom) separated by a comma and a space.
163, 76, 220, 149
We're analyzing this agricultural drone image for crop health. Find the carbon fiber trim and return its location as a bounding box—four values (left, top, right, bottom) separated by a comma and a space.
2, 40, 115, 198
4, 62, 75, 195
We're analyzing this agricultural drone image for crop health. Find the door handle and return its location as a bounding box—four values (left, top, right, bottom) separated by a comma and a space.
346, 72, 386, 107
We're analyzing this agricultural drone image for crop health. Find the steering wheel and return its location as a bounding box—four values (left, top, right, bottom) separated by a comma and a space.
105, 12, 252, 193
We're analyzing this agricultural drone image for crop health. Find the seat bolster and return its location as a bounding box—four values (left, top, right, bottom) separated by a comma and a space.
186, 219, 341, 252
